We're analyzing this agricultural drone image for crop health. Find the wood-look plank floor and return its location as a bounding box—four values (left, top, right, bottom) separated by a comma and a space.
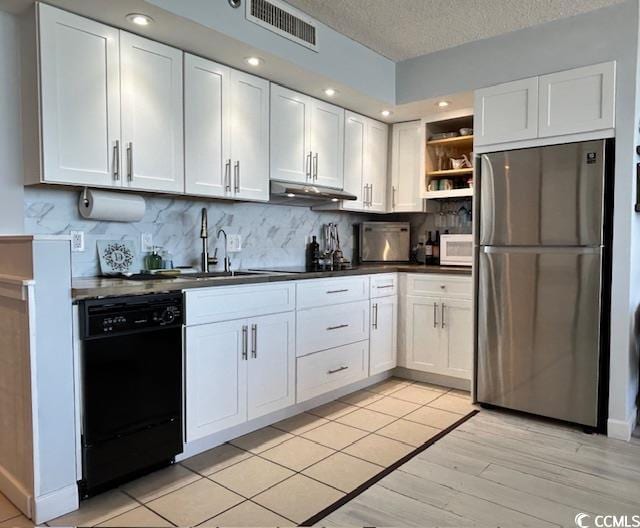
322, 410, 640, 527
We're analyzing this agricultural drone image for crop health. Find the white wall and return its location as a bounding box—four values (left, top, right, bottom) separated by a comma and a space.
397, 0, 640, 437
0, 10, 24, 235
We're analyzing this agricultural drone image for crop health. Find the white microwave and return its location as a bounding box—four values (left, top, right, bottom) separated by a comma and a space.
440, 234, 473, 266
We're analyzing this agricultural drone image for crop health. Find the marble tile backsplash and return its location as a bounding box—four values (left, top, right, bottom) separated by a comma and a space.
24, 188, 371, 277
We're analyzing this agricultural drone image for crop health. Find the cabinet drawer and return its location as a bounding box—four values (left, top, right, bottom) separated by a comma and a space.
297, 341, 369, 403
185, 282, 295, 325
406, 274, 472, 299
297, 276, 369, 309
370, 273, 397, 298
296, 300, 369, 357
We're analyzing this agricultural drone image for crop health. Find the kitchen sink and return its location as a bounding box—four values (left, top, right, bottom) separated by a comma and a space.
179, 271, 264, 279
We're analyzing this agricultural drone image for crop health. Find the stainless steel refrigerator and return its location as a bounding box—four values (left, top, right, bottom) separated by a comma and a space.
475, 140, 611, 428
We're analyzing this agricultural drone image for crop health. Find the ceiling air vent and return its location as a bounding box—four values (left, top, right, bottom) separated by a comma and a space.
246, 0, 318, 51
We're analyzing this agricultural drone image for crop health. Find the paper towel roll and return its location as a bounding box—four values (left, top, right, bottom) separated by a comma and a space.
78, 189, 146, 222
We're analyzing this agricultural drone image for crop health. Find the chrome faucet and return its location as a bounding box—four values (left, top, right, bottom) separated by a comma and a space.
200, 208, 217, 272
217, 228, 231, 272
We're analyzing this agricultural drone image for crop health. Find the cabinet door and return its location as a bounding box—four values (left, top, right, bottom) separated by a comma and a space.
230, 70, 270, 201
366, 119, 389, 212
311, 99, 344, 189
247, 312, 295, 420
475, 77, 539, 146
405, 294, 442, 371
120, 32, 184, 193
539, 62, 615, 138
370, 296, 398, 375
184, 54, 231, 198
270, 84, 312, 184
184, 55, 231, 197
342, 111, 366, 211
185, 321, 247, 442
391, 121, 423, 212
441, 298, 473, 379
38, 4, 121, 186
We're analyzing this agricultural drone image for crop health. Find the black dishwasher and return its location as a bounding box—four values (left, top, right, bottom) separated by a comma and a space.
79, 292, 183, 497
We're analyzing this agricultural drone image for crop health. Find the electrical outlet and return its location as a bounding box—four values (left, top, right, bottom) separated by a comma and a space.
70, 231, 84, 252
227, 234, 242, 253
141, 233, 153, 252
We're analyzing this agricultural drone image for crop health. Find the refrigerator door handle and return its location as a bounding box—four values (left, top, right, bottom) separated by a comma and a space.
482, 246, 602, 255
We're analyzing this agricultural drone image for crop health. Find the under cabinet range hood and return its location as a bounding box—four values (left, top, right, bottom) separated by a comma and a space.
269, 180, 357, 206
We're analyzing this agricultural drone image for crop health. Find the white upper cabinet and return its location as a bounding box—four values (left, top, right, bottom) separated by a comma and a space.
475, 77, 539, 146
38, 4, 121, 187
270, 84, 344, 188
270, 85, 312, 184
475, 62, 616, 148
342, 111, 389, 212
366, 119, 389, 212
120, 33, 184, 193
310, 99, 344, 189
538, 62, 615, 138
391, 121, 424, 212
343, 112, 366, 211
229, 70, 270, 201
184, 55, 230, 198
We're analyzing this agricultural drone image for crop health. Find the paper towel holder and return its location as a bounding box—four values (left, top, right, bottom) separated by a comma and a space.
82, 187, 90, 207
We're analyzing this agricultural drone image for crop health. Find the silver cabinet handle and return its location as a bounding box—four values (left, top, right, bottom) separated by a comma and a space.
242, 325, 248, 360
433, 302, 438, 328
328, 365, 349, 374
372, 303, 378, 329
376, 285, 394, 289
327, 289, 349, 294
368, 184, 373, 206
441, 303, 446, 328
362, 184, 368, 206
126, 142, 133, 182
234, 161, 240, 193
225, 159, 232, 192
327, 324, 349, 331
251, 323, 257, 358
306, 151, 312, 181
313, 153, 318, 181
392, 185, 396, 209
112, 140, 120, 181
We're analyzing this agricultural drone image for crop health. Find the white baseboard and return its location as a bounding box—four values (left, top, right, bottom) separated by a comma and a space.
394, 367, 470, 391
0, 464, 32, 519
607, 406, 638, 441
33, 484, 78, 525
178, 371, 391, 461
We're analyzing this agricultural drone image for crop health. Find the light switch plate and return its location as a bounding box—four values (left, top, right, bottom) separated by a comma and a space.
70, 231, 84, 252
227, 234, 242, 253
141, 233, 153, 252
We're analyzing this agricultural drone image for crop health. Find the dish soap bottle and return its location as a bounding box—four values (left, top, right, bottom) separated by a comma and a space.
145, 246, 163, 271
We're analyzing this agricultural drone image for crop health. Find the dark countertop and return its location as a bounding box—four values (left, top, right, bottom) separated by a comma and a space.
71, 263, 472, 301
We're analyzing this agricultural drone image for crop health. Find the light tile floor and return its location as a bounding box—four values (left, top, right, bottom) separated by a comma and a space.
2, 378, 473, 527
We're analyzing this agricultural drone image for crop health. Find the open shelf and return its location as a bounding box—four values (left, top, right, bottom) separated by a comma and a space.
424, 188, 473, 199
427, 168, 473, 177
427, 135, 474, 146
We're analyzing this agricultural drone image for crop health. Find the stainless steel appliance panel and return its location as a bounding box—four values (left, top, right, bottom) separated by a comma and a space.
477, 246, 602, 426
480, 141, 605, 247
359, 222, 410, 262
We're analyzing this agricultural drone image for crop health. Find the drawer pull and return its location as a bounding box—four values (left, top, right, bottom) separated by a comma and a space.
326, 289, 349, 294
376, 285, 394, 289
328, 365, 349, 374
327, 324, 349, 331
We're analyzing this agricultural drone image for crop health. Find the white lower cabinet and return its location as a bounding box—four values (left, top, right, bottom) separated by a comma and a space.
185, 298, 295, 442
369, 295, 398, 375
185, 320, 247, 442
403, 274, 472, 380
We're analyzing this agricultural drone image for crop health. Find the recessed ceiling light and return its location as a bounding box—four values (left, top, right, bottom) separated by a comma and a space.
286, 193, 296, 198
331, 198, 339, 202
126, 13, 153, 26
436, 100, 451, 108
245, 57, 263, 67
381, 110, 392, 117
324, 88, 337, 97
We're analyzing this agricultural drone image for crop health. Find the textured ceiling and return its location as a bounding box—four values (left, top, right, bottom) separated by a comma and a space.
285, 0, 624, 61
